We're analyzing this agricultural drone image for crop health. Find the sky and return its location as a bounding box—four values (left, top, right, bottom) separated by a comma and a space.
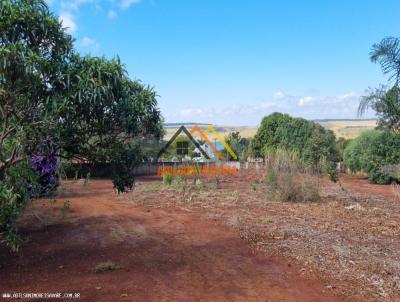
47, 0, 400, 126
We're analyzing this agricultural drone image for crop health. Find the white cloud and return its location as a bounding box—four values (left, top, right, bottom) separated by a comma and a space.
61, 0, 94, 11
163, 91, 366, 125
108, 10, 117, 19
79, 37, 100, 52
273, 91, 285, 99
337, 92, 356, 100
59, 12, 77, 32
81, 37, 95, 46
120, 0, 141, 9
298, 96, 314, 107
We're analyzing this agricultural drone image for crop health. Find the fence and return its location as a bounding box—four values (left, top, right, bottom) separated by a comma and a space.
68, 161, 265, 178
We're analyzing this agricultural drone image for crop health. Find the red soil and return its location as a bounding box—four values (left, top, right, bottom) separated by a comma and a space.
0, 180, 346, 302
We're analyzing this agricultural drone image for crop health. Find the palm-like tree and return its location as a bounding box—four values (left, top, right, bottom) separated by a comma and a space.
358, 37, 400, 133
370, 37, 400, 85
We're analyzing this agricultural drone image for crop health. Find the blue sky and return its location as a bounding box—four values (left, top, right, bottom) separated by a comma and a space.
47, 0, 400, 125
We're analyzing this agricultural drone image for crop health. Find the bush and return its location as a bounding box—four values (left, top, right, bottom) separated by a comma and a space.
251, 113, 338, 181
94, 261, 122, 272
343, 129, 400, 184
112, 144, 142, 193
30, 154, 59, 196
264, 150, 321, 203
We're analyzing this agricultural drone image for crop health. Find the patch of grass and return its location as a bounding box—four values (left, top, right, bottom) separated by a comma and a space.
83, 172, 91, 186
163, 174, 173, 185
94, 261, 122, 272
141, 183, 164, 191
193, 178, 206, 190
251, 183, 257, 191
60, 200, 70, 218
229, 190, 239, 198
258, 215, 273, 223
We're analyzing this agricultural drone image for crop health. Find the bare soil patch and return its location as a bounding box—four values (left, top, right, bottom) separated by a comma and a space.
1, 179, 344, 301
123, 172, 400, 301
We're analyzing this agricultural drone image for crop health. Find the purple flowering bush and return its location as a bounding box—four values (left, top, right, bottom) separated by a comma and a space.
30, 153, 60, 196
28, 132, 60, 197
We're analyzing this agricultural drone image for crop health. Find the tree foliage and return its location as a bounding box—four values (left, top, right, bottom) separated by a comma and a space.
250, 113, 338, 180
58, 54, 163, 193
335, 137, 351, 162
0, 0, 72, 176
369, 37, 400, 85
359, 86, 400, 133
359, 37, 400, 133
224, 131, 249, 161
0, 0, 163, 249
343, 130, 400, 184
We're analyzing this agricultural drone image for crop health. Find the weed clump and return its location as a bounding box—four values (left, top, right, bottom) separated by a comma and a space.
264, 149, 321, 203
163, 174, 173, 185
94, 261, 122, 272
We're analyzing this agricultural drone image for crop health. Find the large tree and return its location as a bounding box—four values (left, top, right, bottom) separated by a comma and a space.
0, 0, 73, 250
0, 0, 72, 177
0, 0, 163, 250
250, 113, 338, 180
59, 54, 163, 191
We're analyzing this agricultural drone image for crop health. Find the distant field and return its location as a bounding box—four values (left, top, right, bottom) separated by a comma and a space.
164, 120, 377, 140
317, 120, 377, 139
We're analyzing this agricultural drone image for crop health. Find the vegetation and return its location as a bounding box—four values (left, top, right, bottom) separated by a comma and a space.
336, 137, 352, 162
349, 36, 400, 183
0, 0, 163, 250
343, 130, 400, 184
264, 149, 321, 203
224, 131, 250, 161
359, 36, 400, 133
251, 113, 338, 180
94, 261, 123, 272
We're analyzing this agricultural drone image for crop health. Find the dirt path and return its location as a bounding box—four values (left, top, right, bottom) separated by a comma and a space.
0, 180, 344, 302
338, 173, 397, 200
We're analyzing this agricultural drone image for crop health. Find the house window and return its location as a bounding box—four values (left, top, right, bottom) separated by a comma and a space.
176, 141, 189, 155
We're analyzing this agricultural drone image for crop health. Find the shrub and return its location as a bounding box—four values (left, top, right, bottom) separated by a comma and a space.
251, 113, 338, 181
343, 129, 400, 184
112, 144, 142, 193
94, 261, 122, 272
30, 153, 59, 196
264, 150, 321, 203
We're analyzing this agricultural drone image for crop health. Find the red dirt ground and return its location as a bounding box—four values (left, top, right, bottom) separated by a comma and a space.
0, 180, 348, 302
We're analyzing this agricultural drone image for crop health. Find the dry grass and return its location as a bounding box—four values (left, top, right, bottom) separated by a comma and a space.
123, 171, 400, 301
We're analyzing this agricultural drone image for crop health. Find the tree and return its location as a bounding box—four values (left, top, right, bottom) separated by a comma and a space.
369, 37, 400, 85
224, 132, 249, 161
0, 0, 72, 177
343, 130, 400, 184
58, 54, 163, 192
335, 137, 351, 162
359, 37, 400, 133
359, 86, 400, 133
0, 0, 164, 249
250, 113, 338, 180
0, 0, 72, 250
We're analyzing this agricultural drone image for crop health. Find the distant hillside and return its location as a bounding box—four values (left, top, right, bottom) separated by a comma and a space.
163, 119, 378, 140
164, 122, 212, 128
